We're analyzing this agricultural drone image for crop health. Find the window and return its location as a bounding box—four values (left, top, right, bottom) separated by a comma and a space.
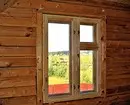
42, 14, 103, 103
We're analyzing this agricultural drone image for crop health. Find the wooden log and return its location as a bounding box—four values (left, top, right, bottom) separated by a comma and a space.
107, 41, 130, 48
106, 32, 130, 41
12, 0, 130, 18
107, 73, 130, 80
107, 17, 130, 25
105, 9, 130, 18
13, 0, 104, 18
2, 7, 36, 18
0, 26, 36, 37
46, 0, 130, 10
107, 62, 130, 69
0, 76, 35, 88
0, 37, 36, 47
107, 85, 130, 95
0, 47, 36, 57
0, 0, 17, 12
107, 68, 130, 76
106, 78, 130, 88
107, 24, 130, 34
0, 67, 36, 78
0, 16, 36, 27
0, 96, 36, 105
107, 48, 130, 57
0, 86, 36, 98
0, 57, 36, 67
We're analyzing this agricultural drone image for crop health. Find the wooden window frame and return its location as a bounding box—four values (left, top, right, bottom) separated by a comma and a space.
40, 14, 106, 103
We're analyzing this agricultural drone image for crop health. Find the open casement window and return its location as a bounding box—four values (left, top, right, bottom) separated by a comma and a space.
43, 14, 104, 103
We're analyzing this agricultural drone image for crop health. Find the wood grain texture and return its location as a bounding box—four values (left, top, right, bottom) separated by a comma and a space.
0, 86, 36, 98
0, 0, 18, 12
0, 26, 36, 37
0, 76, 35, 88
0, 96, 36, 105
0, 37, 36, 47
0, 47, 36, 57
0, 57, 36, 67
0, 67, 36, 78
36, 13, 43, 105
0, 0, 130, 105
47, 0, 130, 9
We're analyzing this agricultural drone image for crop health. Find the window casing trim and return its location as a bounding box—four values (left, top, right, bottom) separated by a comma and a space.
42, 14, 104, 103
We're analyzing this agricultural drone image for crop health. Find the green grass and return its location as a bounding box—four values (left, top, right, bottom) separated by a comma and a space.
48, 51, 93, 85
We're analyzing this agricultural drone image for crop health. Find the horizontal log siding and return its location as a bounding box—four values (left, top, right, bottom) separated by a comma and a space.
0, 0, 130, 105
0, 4, 37, 105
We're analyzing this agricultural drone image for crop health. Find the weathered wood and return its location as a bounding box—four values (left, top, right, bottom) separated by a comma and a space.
0, 67, 36, 78
0, 47, 36, 57
0, 57, 36, 67
0, 37, 36, 47
0, 86, 36, 98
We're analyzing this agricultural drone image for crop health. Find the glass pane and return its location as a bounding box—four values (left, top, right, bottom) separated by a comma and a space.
80, 25, 94, 42
80, 50, 94, 92
48, 23, 70, 95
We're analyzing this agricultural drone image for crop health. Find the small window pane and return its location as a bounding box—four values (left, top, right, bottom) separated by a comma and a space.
48, 23, 70, 95
80, 25, 94, 42
80, 50, 94, 92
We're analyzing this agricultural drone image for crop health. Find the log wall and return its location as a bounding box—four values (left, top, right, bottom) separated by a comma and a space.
0, 0, 130, 105
0, 5, 37, 105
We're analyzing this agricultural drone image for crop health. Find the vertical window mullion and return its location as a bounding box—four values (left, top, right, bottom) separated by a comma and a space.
76, 19, 80, 95
71, 18, 80, 98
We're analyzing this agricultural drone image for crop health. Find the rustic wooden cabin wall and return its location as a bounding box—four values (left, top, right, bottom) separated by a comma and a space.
0, 0, 130, 105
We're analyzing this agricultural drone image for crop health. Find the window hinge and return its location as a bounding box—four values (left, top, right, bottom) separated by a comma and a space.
78, 85, 80, 89
73, 84, 76, 90
77, 54, 79, 57
74, 30, 76, 34
45, 77, 48, 82
78, 30, 80, 35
